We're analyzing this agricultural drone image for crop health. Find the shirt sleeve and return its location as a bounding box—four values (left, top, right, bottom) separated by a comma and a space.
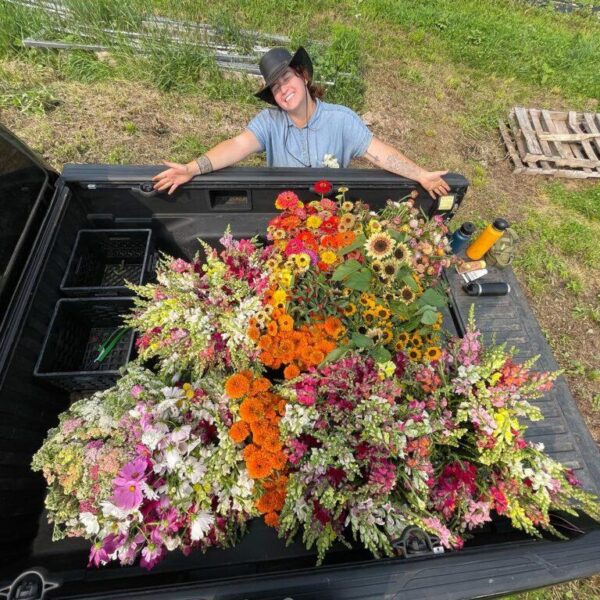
245, 109, 270, 151
344, 108, 373, 159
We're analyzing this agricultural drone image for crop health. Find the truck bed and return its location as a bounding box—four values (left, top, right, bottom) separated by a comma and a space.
0, 166, 598, 599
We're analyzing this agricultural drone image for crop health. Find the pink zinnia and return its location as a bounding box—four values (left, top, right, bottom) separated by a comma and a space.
275, 190, 301, 210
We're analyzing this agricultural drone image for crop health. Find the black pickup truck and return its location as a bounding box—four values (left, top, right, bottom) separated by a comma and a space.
1, 123, 599, 600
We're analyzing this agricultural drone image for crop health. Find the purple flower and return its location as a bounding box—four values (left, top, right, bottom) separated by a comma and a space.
111, 457, 148, 510
88, 534, 118, 568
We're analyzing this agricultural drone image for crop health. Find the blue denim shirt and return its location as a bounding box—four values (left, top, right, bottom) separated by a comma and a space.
246, 100, 373, 168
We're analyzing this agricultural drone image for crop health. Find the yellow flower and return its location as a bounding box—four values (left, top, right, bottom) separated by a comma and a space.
294, 253, 311, 269
343, 303, 357, 316
407, 347, 422, 361
279, 269, 293, 288
320, 250, 338, 265
368, 219, 382, 233
273, 229, 286, 240
494, 410, 519, 444
306, 215, 322, 229
272, 289, 287, 304
365, 232, 394, 260
341, 201, 354, 212
424, 346, 441, 361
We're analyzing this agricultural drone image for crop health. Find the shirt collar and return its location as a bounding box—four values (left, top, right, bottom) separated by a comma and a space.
285, 99, 321, 130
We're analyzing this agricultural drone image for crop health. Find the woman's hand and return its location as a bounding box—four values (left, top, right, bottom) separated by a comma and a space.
152, 161, 197, 195
418, 171, 450, 199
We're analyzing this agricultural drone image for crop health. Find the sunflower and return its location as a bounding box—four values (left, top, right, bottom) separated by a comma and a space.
381, 259, 399, 278
398, 285, 416, 305
381, 329, 394, 344
375, 306, 391, 320
365, 232, 395, 260
397, 332, 410, 345
343, 302, 357, 316
425, 346, 442, 361
410, 333, 423, 348
225, 373, 251, 399
407, 348, 423, 361
368, 219, 382, 233
371, 259, 383, 274
363, 309, 376, 325
393, 242, 412, 264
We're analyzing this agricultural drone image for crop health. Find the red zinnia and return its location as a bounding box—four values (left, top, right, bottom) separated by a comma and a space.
314, 180, 332, 195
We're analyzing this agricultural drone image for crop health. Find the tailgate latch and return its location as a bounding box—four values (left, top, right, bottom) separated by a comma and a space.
392, 526, 445, 558
0, 569, 61, 600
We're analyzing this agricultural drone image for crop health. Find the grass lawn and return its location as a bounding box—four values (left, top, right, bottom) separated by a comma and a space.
1, 0, 599, 596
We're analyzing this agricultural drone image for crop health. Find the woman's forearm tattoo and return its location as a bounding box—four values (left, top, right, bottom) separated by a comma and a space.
195, 154, 213, 175
365, 150, 422, 181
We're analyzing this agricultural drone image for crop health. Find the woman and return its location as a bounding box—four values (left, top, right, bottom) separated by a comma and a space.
152, 47, 450, 199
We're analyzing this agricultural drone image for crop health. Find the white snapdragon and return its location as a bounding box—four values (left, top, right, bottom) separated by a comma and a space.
190, 511, 215, 541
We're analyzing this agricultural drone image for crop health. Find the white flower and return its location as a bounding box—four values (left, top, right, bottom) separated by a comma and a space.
323, 153, 340, 168
141, 482, 159, 501
190, 510, 215, 541
141, 423, 169, 450
80, 512, 99, 536
164, 446, 181, 469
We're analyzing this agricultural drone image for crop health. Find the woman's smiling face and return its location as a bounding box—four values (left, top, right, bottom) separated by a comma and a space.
271, 68, 307, 112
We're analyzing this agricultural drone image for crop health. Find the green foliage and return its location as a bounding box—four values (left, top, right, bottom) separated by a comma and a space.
0, 83, 59, 114
361, 0, 600, 102
546, 182, 600, 222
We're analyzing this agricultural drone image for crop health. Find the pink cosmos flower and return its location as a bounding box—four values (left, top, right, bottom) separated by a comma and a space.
111, 457, 148, 510
88, 534, 118, 567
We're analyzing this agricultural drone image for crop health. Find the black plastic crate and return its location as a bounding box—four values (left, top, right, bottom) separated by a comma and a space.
33, 298, 135, 391
60, 229, 154, 296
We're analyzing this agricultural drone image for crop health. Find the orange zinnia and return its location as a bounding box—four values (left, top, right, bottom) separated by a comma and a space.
323, 317, 342, 337
278, 314, 294, 332
239, 397, 265, 423
246, 449, 274, 479
267, 321, 279, 337
229, 420, 250, 443
224, 373, 251, 399
247, 325, 260, 341
310, 350, 325, 365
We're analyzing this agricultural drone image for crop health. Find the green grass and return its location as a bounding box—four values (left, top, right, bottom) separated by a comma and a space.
546, 182, 600, 221
360, 0, 600, 103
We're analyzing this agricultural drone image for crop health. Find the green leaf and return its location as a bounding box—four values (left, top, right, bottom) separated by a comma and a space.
402, 274, 419, 291
339, 234, 366, 255
389, 230, 407, 243
371, 345, 392, 363
420, 310, 439, 325
331, 259, 362, 281
418, 287, 448, 308
351, 333, 374, 348
346, 268, 371, 291
323, 347, 348, 364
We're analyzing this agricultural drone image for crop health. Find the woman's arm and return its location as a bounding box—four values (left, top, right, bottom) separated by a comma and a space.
362, 137, 450, 199
152, 130, 262, 195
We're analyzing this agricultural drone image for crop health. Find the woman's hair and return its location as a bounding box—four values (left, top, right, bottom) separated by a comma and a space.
292, 66, 325, 101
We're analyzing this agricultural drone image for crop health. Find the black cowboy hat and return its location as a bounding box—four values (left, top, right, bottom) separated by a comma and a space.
255, 46, 313, 106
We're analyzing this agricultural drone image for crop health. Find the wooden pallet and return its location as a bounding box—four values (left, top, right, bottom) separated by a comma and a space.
499, 107, 600, 178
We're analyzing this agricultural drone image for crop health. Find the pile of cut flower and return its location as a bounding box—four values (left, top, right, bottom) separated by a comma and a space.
33, 183, 599, 569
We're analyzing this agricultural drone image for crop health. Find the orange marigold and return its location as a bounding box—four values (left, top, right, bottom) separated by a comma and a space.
256, 490, 280, 513
264, 512, 279, 528
283, 363, 301, 380
309, 350, 325, 365
270, 450, 288, 470
224, 373, 251, 399
229, 421, 250, 443
323, 316, 343, 338
243, 444, 259, 460
251, 377, 271, 394
259, 350, 274, 366
246, 449, 274, 479
239, 397, 265, 423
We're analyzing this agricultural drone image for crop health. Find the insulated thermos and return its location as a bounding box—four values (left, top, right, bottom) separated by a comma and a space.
450, 222, 475, 254
466, 218, 510, 260
463, 282, 510, 296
